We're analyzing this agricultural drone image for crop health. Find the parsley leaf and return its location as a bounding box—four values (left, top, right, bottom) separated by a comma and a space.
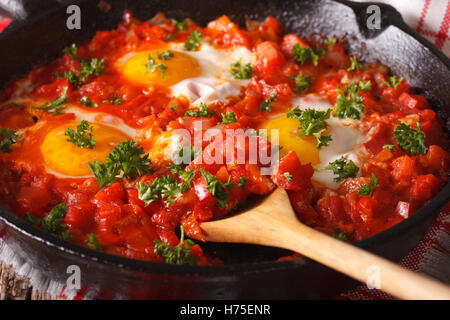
292, 43, 320, 66
283, 172, 293, 182
347, 56, 362, 71
238, 176, 248, 189
60, 44, 105, 87
154, 226, 199, 265
137, 166, 196, 207
324, 37, 337, 48
89, 141, 153, 187
200, 169, 235, 208
231, 60, 254, 79
358, 173, 380, 196
65, 120, 96, 149
334, 83, 364, 120
27, 204, 70, 241
80, 96, 98, 108
32, 86, 69, 115
321, 157, 359, 182
393, 121, 427, 155
0, 128, 18, 153
171, 18, 189, 31
260, 93, 278, 112
358, 80, 372, 92
185, 103, 214, 117
184, 30, 202, 51
382, 144, 397, 151
287, 107, 332, 149
106, 141, 153, 180
102, 95, 123, 105
331, 228, 348, 241
292, 74, 313, 93
85, 233, 102, 251
146, 54, 168, 79
383, 76, 404, 89
221, 111, 237, 124
158, 50, 174, 61
88, 159, 118, 188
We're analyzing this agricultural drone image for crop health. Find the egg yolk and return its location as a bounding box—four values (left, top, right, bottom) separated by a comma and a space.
41, 122, 130, 177
120, 50, 200, 86
259, 115, 320, 165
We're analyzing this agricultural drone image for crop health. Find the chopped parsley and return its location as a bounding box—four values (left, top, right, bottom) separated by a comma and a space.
171, 18, 189, 31
136, 166, 196, 207
259, 93, 278, 112
157, 50, 174, 61
283, 172, 293, 182
292, 74, 313, 93
170, 102, 178, 112
383, 76, 404, 89
85, 233, 102, 251
80, 96, 98, 108
154, 226, 198, 265
102, 95, 123, 105
334, 83, 364, 120
60, 44, 105, 87
393, 121, 427, 155
65, 120, 96, 149
238, 176, 248, 189
89, 141, 153, 187
0, 128, 18, 153
231, 60, 254, 79
184, 30, 202, 51
321, 157, 359, 182
221, 111, 237, 124
331, 228, 348, 241
292, 43, 321, 66
358, 173, 380, 196
382, 144, 397, 152
32, 86, 69, 115
287, 107, 332, 149
324, 37, 337, 48
200, 169, 235, 208
26, 203, 70, 241
184, 103, 214, 117
358, 80, 372, 92
347, 56, 362, 71
146, 54, 168, 79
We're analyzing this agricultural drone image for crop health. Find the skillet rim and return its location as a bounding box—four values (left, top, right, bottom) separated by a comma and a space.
0, 0, 449, 277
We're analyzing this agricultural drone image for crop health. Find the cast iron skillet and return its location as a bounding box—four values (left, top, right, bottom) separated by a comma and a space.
0, 0, 449, 299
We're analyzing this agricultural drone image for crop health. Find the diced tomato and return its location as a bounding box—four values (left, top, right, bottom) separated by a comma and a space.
408, 174, 440, 203
356, 196, 379, 222
204, 15, 250, 47
15, 186, 51, 217
193, 204, 213, 222
272, 151, 314, 192
64, 202, 97, 230
391, 156, 420, 181
398, 92, 428, 110
394, 201, 413, 219
315, 195, 347, 225
255, 41, 286, 84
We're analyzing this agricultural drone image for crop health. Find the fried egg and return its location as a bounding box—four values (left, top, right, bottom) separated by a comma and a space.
259, 94, 365, 189
35, 105, 138, 178
115, 42, 254, 106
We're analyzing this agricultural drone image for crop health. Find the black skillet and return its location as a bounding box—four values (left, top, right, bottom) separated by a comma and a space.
0, 0, 449, 299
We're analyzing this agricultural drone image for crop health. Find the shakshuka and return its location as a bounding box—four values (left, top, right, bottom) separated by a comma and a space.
0, 12, 448, 265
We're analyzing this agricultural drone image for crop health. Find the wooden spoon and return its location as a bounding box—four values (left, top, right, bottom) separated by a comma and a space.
200, 188, 450, 300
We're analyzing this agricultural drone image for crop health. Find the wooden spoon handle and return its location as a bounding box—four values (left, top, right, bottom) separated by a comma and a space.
280, 222, 450, 300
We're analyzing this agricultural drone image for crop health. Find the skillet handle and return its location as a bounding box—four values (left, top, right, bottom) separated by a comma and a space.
0, 0, 61, 20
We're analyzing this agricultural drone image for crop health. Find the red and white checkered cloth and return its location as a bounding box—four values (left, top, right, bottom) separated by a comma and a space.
0, 1, 449, 300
